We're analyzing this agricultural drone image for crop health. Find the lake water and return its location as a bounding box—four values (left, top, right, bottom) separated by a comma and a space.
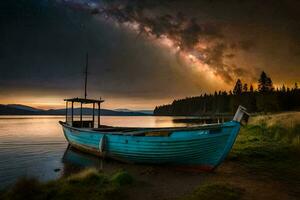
0, 115, 197, 188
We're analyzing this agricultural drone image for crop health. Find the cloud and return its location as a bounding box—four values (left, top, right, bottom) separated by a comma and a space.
0, 0, 217, 102
230, 40, 255, 51
1, 0, 300, 108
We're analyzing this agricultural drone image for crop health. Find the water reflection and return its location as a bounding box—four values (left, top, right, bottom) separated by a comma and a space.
62, 145, 102, 175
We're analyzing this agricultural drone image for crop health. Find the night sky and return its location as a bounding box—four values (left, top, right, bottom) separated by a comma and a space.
0, 0, 299, 109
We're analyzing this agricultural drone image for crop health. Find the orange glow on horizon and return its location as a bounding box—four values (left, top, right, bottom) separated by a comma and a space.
0, 96, 169, 110
1, 81, 296, 110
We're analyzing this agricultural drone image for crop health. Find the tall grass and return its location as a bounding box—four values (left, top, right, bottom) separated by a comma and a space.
250, 112, 300, 147
230, 113, 300, 187
250, 112, 300, 128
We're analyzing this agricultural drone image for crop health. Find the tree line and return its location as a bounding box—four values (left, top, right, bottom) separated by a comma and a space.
154, 71, 300, 116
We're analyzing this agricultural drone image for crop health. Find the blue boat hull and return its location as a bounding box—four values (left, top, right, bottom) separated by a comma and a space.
60, 121, 241, 171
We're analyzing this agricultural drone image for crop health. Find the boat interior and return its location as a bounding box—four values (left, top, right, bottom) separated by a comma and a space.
60, 120, 224, 137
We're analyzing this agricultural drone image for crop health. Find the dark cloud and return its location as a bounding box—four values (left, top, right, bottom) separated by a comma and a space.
78, 0, 259, 82
230, 40, 255, 51
225, 54, 235, 59
0, 0, 209, 103
56, 0, 300, 85
1, 0, 300, 108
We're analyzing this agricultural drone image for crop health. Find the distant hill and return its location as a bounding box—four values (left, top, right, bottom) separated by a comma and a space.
137, 110, 154, 115
0, 105, 37, 115
0, 104, 152, 116
114, 108, 153, 115
6, 104, 43, 112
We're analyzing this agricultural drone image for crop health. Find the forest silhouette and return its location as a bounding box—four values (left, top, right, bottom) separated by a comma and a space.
154, 71, 300, 116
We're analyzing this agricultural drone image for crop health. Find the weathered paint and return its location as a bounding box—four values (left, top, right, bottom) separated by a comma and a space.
61, 121, 241, 171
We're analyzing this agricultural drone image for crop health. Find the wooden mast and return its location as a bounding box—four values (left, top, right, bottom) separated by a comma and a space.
82, 53, 88, 127
63, 53, 104, 128
84, 53, 88, 99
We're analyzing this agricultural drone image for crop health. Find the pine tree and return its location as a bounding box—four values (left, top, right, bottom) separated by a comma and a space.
243, 83, 248, 92
282, 84, 286, 92
266, 77, 274, 91
233, 79, 243, 95
258, 71, 273, 92
250, 84, 254, 92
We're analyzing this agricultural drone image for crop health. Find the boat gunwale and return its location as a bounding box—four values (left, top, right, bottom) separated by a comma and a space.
59, 120, 238, 136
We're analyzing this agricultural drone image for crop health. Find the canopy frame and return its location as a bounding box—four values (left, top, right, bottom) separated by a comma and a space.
64, 97, 104, 128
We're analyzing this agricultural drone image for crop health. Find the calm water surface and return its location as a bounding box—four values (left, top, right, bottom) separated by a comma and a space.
0, 115, 193, 188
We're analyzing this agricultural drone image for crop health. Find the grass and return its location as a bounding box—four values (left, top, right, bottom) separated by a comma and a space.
249, 112, 300, 146
0, 168, 133, 200
250, 112, 300, 127
110, 170, 134, 186
229, 114, 300, 185
180, 183, 244, 200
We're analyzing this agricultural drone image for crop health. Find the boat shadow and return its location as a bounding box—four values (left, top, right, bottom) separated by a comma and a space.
62, 145, 121, 176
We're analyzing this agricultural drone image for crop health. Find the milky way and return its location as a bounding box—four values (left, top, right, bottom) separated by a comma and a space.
0, 0, 299, 109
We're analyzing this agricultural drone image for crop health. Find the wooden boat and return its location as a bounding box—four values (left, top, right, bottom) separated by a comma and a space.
59, 54, 249, 171
59, 97, 249, 171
